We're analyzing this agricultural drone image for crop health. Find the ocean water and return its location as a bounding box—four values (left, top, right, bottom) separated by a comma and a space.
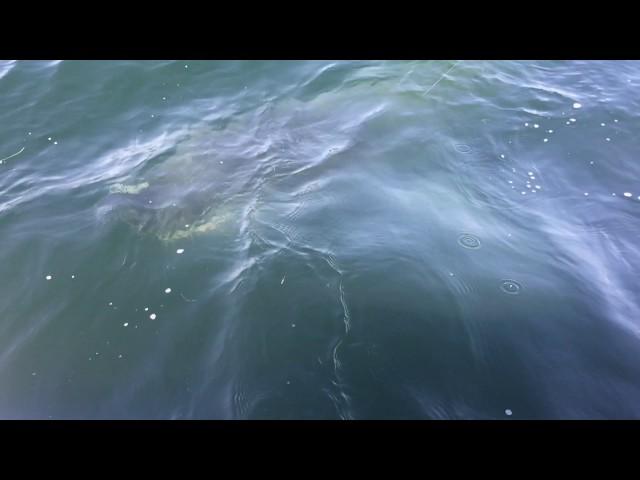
1, 60, 640, 419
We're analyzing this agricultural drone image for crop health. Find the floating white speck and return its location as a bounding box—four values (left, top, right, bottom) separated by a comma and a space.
108, 302, 113, 306
184, 224, 190, 228
144, 307, 149, 311
535, 185, 541, 190
521, 191, 526, 195
149, 313, 157, 320
123, 322, 128, 327
45, 275, 52, 280
291, 323, 296, 327
530, 176, 536, 180
528, 171, 534, 176
500, 154, 505, 159
508, 180, 513, 184
71, 274, 75, 279
584, 192, 589, 196
176, 248, 184, 254
533, 124, 539, 128
606, 138, 611, 142
589, 161, 594, 165
281, 276, 285, 285
148, 200, 153, 204
573, 102, 582, 109
614, 119, 619, 123
612, 193, 616, 196
185, 65, 188, 69
601, 123, 606, 126
53, 141, 58, 145
219, 161, 224, 164
570, 118, 576, 123
624, 192, 632, 197
548, 129, 553, 133
162, 97, 166, 100
566, 121, 570, 125
118, 354, 123, 358
48, 137, 52, 141
28, 132, 32, 135
524, 122, 529, 127
505, 409, 513, 416
32, 372, 36, 376
449, 272, 455, 277
543, 138, 548, 142
164, 288, 172, 294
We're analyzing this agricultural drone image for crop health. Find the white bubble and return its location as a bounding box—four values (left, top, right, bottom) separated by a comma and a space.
48, 137, 52, 141
606, 138, 611, 142
535, 185, 541, 190
521, 191, 526, 195
71, 274, 75, 279
543, 138, 548, 142
45, 275, 52, 280
573, 102, 582, 109
219, 161, 224, 164
500, 154, 505, 159
164, 288, 172, 294
524, 122, 529, 127
505, 409, 513, 416
150, 313, 157, 320
185, 224, 190, 228
176, 249, 184, 254
108, 302, 113, 306
624, 192, 632, 197
614, 119, 619, 123
530, 176, 536, 180
548, 129, 553, 133
53, 141, 58, 145
123, 322, 128, 327
144, 307, 149, 311
528, 171, 534, 176
601, 123, 606, 127
570, 118, 576, 122
584, 192, 589, 196
508, 180, 513, 184
533, 124, 539, 128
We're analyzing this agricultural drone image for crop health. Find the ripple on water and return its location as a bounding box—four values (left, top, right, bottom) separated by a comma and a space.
500, 280, 522, 295
457, 233, 481, 249
454, 143, 472, 154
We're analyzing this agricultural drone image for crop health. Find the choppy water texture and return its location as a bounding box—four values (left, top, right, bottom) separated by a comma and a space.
1, 60, 640, 419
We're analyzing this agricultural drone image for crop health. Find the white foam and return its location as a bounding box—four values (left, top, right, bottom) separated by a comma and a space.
505, 409, 513, 416
606, 138, 611, 142
623, 192, 632, 197
535, 185, 541, 190
533, 124, 539, 128
71, 274, 75, 279
548, 129, 553, 133
123, 322, 128, 327
570, 118, 576, 122
144, 307, 149, 311
528, 171, 534, 176
573, 102, 582, 109
524, 123, 529, 127
543, 138, 548, 142
601, 123, 606, 126
165, 288, 172, 294
614, 119, 619, 123
176, 249, 184, 254
45, 275, 52, 280
150, 313, 157, 320
500, 154, 505, 159
584, 192, 589, 196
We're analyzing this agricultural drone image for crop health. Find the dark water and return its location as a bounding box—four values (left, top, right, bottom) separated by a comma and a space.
1, 60, 640, 419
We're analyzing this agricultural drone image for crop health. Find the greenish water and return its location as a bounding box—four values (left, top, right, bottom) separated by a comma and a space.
1, 60, 640, 419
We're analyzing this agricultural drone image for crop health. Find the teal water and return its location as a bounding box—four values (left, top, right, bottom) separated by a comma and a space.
1, 60, 640, 419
